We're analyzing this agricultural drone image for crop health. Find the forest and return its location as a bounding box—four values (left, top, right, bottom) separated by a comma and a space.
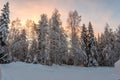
0, 2, 120, 67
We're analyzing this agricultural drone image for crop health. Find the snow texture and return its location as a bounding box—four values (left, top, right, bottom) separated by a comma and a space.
1, 62, 120, 80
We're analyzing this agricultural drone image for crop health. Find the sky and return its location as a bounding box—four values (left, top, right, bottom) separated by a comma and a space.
0, 0, 120, 34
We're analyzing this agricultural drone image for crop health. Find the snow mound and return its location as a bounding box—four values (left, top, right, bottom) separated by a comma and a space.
1, 62, 120, 80
115, 59, 120, 75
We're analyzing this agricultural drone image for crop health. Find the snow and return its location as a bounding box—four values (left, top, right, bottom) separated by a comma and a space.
115, 59, 120, 75
1, 62, 120, 80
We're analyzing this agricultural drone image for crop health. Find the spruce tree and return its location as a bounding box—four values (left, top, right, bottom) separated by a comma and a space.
0, 2, 10, 63
87, 22, 98, 66
100, 24, 115, 66
114, 26, 120, 65
80, 24, 88, 66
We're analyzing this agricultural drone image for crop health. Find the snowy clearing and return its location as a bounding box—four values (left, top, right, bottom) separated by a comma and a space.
1, 62, 120, 80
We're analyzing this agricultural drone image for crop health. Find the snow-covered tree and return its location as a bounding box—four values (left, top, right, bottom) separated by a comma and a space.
0, 2, 9, 41
37, 14, 51, 65
87, 22, 98, 66
114, 26, 120, 65
25, 20, 37, 63
49, 9, 68, 65
0, 2, 10, 63
29, 38, 38, 63
80, 24, 88, 66
97, 33, 102, 66
67, 10, 86, 66
8, 18, 28, 62
98, 24, 115, 66
58, 26, 68, 65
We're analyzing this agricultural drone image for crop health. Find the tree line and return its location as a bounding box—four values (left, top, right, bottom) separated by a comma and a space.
0, 2, 120, 67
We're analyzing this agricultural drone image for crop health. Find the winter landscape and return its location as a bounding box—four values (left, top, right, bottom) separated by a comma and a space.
0, 0, 120, 80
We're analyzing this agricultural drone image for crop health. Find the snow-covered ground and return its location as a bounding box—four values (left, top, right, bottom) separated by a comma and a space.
1, 62, 120, 80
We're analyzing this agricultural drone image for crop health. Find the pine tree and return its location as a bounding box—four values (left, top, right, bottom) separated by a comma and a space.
80, 24, 88, 66
87, 22, 98, 66
97, 33, 104, 66
114, 26, 120, 65
97, 24, 116, 66
37, 14, 51, 65
0, 2, 9, 41
100, 24, 115, 66
0, 2, 10, 63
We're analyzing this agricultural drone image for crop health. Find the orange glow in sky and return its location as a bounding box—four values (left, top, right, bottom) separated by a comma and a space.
0, 0, 119, 34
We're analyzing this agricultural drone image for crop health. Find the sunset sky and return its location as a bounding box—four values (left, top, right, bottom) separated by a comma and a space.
0, 0, 120, 33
